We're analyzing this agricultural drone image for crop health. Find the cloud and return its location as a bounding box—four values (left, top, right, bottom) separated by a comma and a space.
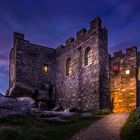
0, 72, 8, 77
0, 53, 8, 66
0, 76, 8, 94
0, 53, 9, 79
0, 0, 140, 93
0, 69, 8, 77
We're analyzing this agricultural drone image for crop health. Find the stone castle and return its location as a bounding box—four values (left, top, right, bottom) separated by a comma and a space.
7, 17, 140, 112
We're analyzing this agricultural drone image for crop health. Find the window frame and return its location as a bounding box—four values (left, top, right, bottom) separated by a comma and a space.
66, 58, 72, 76
84, 47, 92, 66
43, 65, 49, 73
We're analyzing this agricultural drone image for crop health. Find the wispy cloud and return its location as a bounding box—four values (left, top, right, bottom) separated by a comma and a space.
0, 53, 8, 66
0, 72, 8, 77
0, 0, 140, 93
0, 65, 8, 76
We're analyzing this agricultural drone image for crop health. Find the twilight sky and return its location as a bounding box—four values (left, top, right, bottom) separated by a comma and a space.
0, 0, 140, 94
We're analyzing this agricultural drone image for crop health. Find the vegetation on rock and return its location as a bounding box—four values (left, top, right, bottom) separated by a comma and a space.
0, 113, 105, 140
121, 108, 140, 140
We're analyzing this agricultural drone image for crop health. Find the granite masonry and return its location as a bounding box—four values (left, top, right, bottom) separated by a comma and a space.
110, 47, 140, 112
7, 17, 140, 112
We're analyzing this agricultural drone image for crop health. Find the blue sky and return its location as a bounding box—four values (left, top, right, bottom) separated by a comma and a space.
0, 0, 140, 94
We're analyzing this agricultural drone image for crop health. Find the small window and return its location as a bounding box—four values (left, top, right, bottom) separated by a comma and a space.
125, 70, 130, 75
84, 47, 92, 66
43, 65, 48, 73
66, 58, 72, 76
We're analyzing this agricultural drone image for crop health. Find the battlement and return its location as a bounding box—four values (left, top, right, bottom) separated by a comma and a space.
13, 32, 56, 52
14, 32, 26, 48
65, 37, 75, 46
56, 16, 106, 52
76, 28, 87, 40
90, 16, 102, 30
13, 17, 106, 56
126, 46, 137, 55
14, 32, 24, 40
111, 46, 137, 59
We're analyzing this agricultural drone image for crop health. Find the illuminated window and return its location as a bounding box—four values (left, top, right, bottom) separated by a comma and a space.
125, 70, 130, 75
43, 65, 48, 73
66, 58, 72, 76
84, 47, 92, 66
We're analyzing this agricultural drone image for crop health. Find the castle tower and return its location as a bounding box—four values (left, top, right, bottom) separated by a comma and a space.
8, 17, 109, 111
55, 17, 109, 110
110, 47, 138, 112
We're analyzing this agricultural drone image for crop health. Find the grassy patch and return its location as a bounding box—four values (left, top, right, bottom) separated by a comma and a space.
0, 114, 104, 140
121, 109, 140, 140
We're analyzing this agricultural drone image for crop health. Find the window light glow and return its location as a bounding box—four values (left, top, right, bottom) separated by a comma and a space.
125, 70, 130, 75
44, 65, 48, 73
66, 58, 72, 76
85, 47, 92, 66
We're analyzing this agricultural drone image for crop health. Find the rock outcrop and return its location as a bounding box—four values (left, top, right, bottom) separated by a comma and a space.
0, 96, 35, 117
17, 97, 36, 108
7, 82, 35, 97
0, 93, 4, 97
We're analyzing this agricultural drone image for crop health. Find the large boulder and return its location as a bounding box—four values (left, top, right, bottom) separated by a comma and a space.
35, 83, 57, 109
30, 108, 80, 119
7, 82, 35, 97
37, 90, 50, 102
38, 101, 48, 110
0, 97, 22, 117
0, 97, 19, 109
0, 96, 34, 117
65, 107, 81, 113
17, 97, 36, 109
30, 108, 64, 117
0, 93, 4, 97
81, 113, 93, 119
52, 106, 64, 111
45, 117, 73, 124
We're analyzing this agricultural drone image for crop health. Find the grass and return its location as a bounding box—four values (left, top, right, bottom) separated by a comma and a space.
0, 113, 105, 140
121, 109, 140, 140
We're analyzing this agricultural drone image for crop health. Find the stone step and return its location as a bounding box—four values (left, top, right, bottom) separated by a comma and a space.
43, 117, 74, 124
30, 108, 80, 118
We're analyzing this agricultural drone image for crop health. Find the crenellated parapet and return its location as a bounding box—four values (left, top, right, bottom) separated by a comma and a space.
65, 37, 75, 46
110, 46, 138, 112
90, 16, 102, 30
56, 16, 107, 54
13, 32, 25, 47
113, 51, 122, 58
110, 46, 137, 59
14, 32, 24, 40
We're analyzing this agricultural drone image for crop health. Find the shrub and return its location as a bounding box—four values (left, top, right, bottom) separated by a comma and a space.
26, 134, 47, 140
0, 127, 22, 140
121, 109, 140, 140
93, 108, 111, 115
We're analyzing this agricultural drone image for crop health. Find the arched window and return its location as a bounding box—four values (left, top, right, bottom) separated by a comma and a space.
43, 65, 48, 73
66, 58, 72, 76
84, 47, 92, 66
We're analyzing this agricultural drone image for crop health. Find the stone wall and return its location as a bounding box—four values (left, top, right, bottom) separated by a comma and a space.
137, 52, 140, 106
110, 47, 137, 112
56, 17, 109, 111
9, 32, 56, 96
98, 27, 109, 109
9, 48, 16, 88
8, 17, 109, 111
